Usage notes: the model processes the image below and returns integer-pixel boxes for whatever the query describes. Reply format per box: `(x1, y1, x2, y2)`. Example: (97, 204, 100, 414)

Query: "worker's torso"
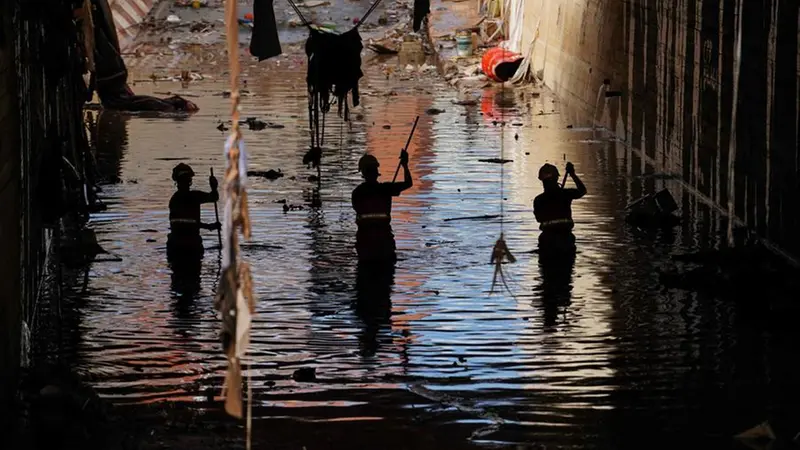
(352, 182, 395, 230)
(534, 190, 575, 232)
(169, 190, 204, 236)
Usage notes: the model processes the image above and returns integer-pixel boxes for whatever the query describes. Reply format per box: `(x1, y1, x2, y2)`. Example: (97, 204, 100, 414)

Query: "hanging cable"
(490, 30, 515, 295)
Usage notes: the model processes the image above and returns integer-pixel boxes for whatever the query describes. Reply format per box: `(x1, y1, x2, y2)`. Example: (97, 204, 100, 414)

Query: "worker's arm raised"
(566, 162, 587, 199)
(397, 149, 413, 191)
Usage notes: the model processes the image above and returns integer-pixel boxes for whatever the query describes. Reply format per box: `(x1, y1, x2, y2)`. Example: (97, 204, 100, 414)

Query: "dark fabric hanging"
(304, 26, 363, 151)
(305, 27, 363, 120)
(413, 0, 429, 32)
(249, 0, 282, 61)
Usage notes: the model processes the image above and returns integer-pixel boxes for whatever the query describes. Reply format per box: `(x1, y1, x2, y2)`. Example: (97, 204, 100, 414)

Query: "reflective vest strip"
(541, 218, 573, 227)
(170, 218, 199, 225)
(357, 213, 390, 221)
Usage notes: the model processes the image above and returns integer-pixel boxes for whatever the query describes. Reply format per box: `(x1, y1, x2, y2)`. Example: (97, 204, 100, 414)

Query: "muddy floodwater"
(60, 21, 800, 449)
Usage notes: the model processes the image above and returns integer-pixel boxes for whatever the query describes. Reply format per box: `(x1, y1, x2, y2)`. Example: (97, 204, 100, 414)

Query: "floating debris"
(478, 158, 513, 164)
(444, 214, 501, 222)
(292, 368, 317, 382)
(426, 108, 446, 115)
(247, 169, 283, 180)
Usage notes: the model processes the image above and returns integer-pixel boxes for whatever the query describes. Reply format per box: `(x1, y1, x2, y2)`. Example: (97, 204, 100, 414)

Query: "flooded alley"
(28, 0, 800, 449)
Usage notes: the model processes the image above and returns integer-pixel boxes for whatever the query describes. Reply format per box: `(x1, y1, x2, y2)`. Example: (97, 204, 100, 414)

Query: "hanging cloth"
(249, 0, 282, 61)
(413, 0, 430, 32)
(305, 26, 363, 121)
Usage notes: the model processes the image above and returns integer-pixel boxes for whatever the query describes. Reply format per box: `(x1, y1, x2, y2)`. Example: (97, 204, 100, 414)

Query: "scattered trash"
(216, 122, 228, 132)
(283, 204, 305, 212)
(174, 0, 208, 6)
(292, 368, 317, 382)
(367, 43, 398, 54)
(383, 125, 391, 129)
(452, 99, 478, 106)
(514, 133, 519, 140)
(478, 158, 513, 164)
(566, 125, 573, 128)
(245, 118, 267, 130)
(166, 14, 181, 24)
(304, 0, 331, 6)
(247, 169, 283, 180)
(426, 108, 445, 115)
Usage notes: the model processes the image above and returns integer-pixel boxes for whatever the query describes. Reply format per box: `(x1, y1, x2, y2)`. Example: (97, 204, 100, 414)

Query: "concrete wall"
(521, 0, 800, 258)
(0, 0, 21, 428)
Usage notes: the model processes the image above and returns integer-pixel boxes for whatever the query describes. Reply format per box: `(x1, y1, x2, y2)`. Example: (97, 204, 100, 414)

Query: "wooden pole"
(392, 115, 420, 183)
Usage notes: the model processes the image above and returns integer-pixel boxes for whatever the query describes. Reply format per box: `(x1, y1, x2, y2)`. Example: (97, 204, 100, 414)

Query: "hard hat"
(172, 163, 195, 181)
(538, 163, 559, 181)
(358, 154, 379, 172)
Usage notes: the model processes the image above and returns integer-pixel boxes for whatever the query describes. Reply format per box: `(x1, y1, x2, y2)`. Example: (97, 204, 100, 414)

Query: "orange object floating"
(481, 47, 524, 83)
(244, 12, 254, 20)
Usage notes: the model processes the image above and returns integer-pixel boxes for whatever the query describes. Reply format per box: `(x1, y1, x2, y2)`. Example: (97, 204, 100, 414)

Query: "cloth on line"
(305, 26, 363, 121)
(250, 0, 282, 61)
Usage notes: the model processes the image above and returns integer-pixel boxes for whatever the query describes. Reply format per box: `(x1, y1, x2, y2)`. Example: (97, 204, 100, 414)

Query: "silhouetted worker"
(351, 150, 413, 263)
(533, 162, 587, 255)
(167, 163, 220, 262)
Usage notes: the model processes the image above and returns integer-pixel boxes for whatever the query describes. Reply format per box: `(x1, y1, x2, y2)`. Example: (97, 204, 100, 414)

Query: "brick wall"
(521, 0, 800, 259)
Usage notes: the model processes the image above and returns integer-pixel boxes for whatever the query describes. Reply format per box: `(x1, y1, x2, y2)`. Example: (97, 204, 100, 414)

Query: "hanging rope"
(216, 1, 255, 448)
(490, 39, 515, 295)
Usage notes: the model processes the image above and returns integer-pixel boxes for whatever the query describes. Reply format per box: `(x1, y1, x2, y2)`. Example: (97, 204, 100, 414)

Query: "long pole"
(392, 115, 420, 183)
(211, 168, 222, 247)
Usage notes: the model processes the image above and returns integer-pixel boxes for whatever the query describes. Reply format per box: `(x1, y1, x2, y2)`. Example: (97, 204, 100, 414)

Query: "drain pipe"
(593, 78, 622, 138)
(727, 0, 743, 246)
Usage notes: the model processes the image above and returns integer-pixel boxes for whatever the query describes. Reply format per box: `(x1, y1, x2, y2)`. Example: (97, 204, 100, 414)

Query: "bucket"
(481, 47, 524, 82)
(455, 30, 473, 57)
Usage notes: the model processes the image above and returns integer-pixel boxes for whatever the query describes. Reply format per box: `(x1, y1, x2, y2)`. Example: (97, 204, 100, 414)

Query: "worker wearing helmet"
(351, 150, 413, 262)
(167, 163, 220, 261)
(533, 162, 587, 254)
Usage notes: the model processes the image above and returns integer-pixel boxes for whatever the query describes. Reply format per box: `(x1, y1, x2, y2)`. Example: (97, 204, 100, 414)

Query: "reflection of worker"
(354, 262, 394, 357)
(167, 164, 220, 261)
(351, 151, 413, 262)
(533, 162, 586, 254)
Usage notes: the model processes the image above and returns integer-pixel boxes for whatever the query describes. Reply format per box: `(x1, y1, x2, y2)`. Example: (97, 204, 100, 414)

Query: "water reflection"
(65, 44, 800, 448)
(354, 261, 395, 358)
(534, 241, 576, 330)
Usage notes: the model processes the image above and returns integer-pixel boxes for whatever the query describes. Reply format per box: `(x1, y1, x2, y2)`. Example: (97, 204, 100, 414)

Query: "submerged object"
(625, 188, 681, 228)
(481, 47, 524, 82)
